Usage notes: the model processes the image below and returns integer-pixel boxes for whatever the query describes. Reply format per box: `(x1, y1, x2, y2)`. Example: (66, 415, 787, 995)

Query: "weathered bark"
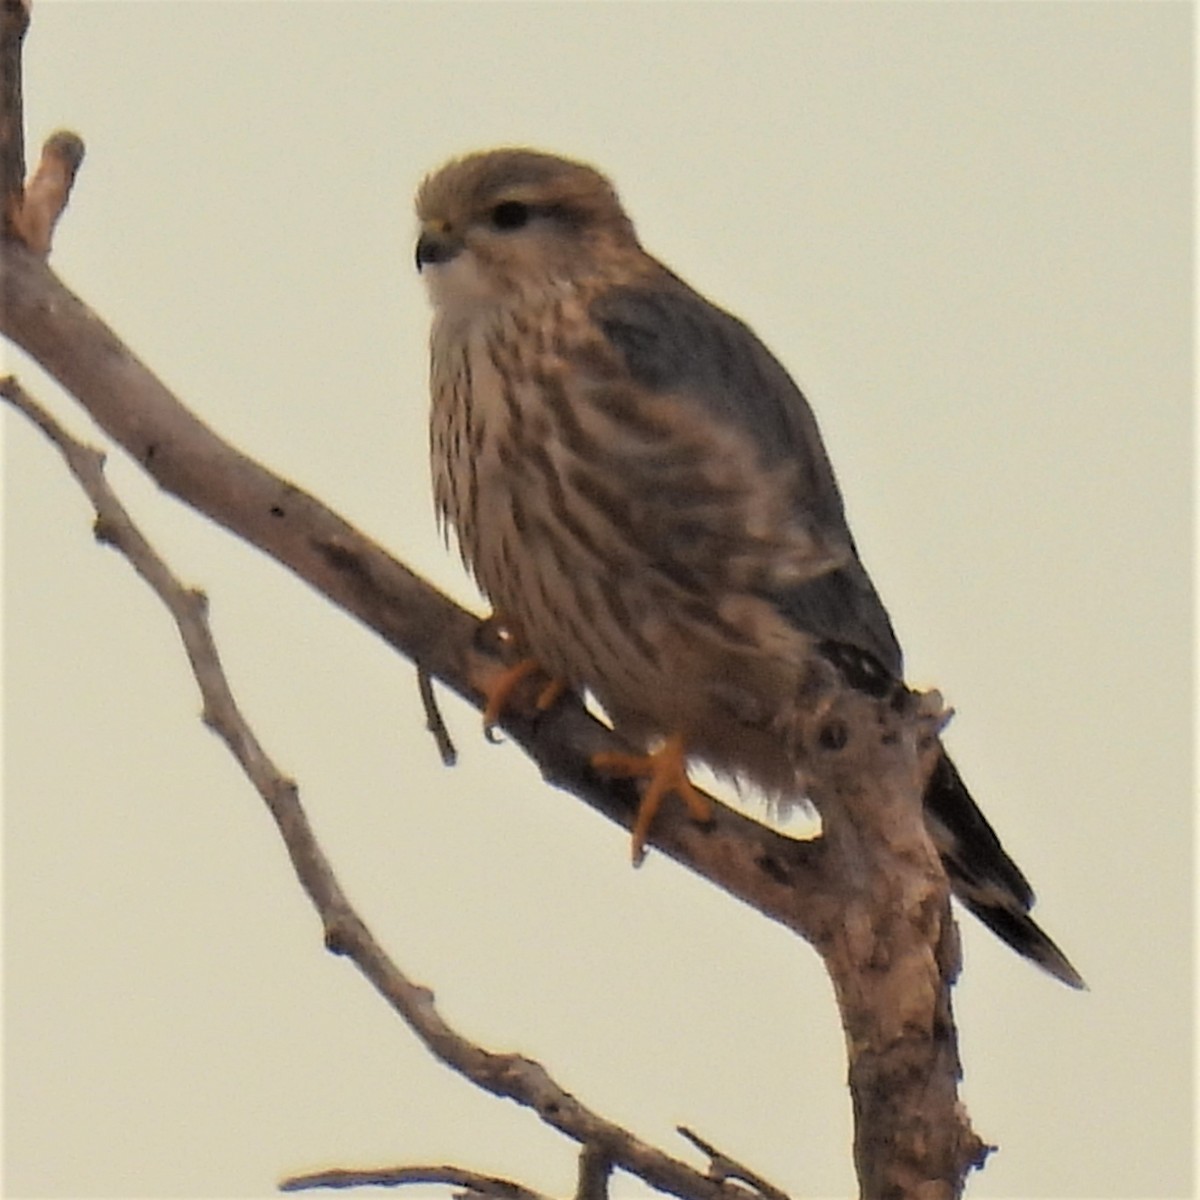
(0, 0, 29, 237)
(803, 692, 991, 1194)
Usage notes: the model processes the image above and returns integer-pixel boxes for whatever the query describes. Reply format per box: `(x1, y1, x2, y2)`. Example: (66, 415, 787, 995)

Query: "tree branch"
(417, 663, 459, 766)
(676, 1129, 789, 1200)
(1, 376, 769, 1200)
(0, 0, 29, 237)
(574, 1145, 613, 1200)
(280, 1164, 554, 1198)
(9, 127, 85, 255)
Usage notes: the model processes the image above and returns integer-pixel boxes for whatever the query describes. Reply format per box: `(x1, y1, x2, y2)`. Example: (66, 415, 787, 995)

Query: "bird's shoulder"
(578, 263, 841, 521)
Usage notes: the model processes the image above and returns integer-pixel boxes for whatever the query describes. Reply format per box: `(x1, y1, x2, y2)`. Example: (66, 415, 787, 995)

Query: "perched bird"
(415, 147, 1083, 989)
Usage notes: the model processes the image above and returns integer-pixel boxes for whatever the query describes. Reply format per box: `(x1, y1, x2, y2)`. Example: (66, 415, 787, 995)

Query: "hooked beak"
(415, 230, 462, 271)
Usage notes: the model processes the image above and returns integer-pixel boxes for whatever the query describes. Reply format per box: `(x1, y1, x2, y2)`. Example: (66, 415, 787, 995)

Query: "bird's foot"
(591, 733, 712, 865)
(480, 657, 565, 733)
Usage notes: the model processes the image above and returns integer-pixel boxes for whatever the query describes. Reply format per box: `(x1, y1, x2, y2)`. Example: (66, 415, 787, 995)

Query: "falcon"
(414, 147, 1083, 988)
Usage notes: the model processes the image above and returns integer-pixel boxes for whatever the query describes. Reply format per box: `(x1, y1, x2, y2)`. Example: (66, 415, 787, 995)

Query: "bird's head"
(415, 148, 640, 315)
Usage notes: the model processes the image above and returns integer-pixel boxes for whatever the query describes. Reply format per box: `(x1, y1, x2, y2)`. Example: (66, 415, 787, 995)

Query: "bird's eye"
(490, 200, 531, 231)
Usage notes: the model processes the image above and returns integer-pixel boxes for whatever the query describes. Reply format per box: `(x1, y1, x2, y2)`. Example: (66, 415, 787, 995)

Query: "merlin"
(415, 148, 1082, 989)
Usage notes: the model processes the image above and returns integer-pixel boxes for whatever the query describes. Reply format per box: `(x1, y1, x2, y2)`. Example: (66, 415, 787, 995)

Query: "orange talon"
(591, 733, 712, 864)
(480, 658, 565, 731)
(481, 658, 541, 730)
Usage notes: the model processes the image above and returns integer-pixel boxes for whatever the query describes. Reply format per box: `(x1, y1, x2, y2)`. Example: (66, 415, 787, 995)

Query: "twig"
(1, 0, 82, 255)
(0, 0, 30, 236)
(3, 374, 767, 1200)
(0, 376, 352, 923)
(676, 1129, 789, 1200)
(574, 1145, 612, 1200)
(280, 1164, 551, 1199)
(417, 663, 457, 765)
(10, 128, 85, 256)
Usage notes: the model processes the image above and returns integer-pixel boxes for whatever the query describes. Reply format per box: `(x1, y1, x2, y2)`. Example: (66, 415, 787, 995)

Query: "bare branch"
(417, 664, 458, 766)
(3, 373, 770, 1200)
(10, 128, 85, 255)
(0, 375, 350, 922)
(0, 0, 30, 235)
(574, 1145, 613, 1200)
(676, 1129, 789, 1200)
(280, 1164, 553, 1199)
(276, 1143, 616, 1199)
(1, 3, 83, 254)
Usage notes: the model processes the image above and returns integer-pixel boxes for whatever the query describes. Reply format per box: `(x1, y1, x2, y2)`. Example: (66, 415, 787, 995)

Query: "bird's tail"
(923, 752, 1085, 989)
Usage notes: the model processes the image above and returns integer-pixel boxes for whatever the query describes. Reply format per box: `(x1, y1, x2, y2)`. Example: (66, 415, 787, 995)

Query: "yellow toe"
(592, 734, 712, 864)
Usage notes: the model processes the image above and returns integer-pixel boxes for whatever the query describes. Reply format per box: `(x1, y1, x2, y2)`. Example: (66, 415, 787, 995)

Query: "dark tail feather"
(924, 753, 1085, 990)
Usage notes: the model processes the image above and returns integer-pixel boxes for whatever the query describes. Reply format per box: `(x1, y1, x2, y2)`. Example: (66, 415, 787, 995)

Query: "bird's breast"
(427, 299, 827, 783)
(429, 307, 642, 674)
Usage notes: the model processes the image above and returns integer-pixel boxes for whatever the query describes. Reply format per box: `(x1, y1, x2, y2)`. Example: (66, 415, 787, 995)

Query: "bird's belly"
(470, 466, 659, 698)
(468, 466, 809, 789)
(431, 327, 815, 787)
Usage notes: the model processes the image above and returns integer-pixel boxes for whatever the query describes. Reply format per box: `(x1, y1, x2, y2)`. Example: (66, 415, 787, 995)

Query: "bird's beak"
(415, 229, 463, 272)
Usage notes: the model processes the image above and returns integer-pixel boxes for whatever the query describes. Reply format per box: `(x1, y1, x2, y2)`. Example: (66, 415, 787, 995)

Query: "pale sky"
(4, 4, 1193, 1199)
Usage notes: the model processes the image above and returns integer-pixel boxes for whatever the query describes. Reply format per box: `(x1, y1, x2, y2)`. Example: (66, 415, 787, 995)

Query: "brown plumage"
(415, 147, 1083, 988)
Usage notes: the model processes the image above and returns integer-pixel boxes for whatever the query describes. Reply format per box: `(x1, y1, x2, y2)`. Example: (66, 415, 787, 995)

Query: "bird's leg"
(479, 660, 567, 730)
(591, 733, 713, 865)
(472, 617, 567, 732)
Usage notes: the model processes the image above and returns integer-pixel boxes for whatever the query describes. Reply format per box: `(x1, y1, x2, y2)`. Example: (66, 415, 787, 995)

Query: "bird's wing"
(584, 271, 1085, 989)
(587, 272, 904, 677)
